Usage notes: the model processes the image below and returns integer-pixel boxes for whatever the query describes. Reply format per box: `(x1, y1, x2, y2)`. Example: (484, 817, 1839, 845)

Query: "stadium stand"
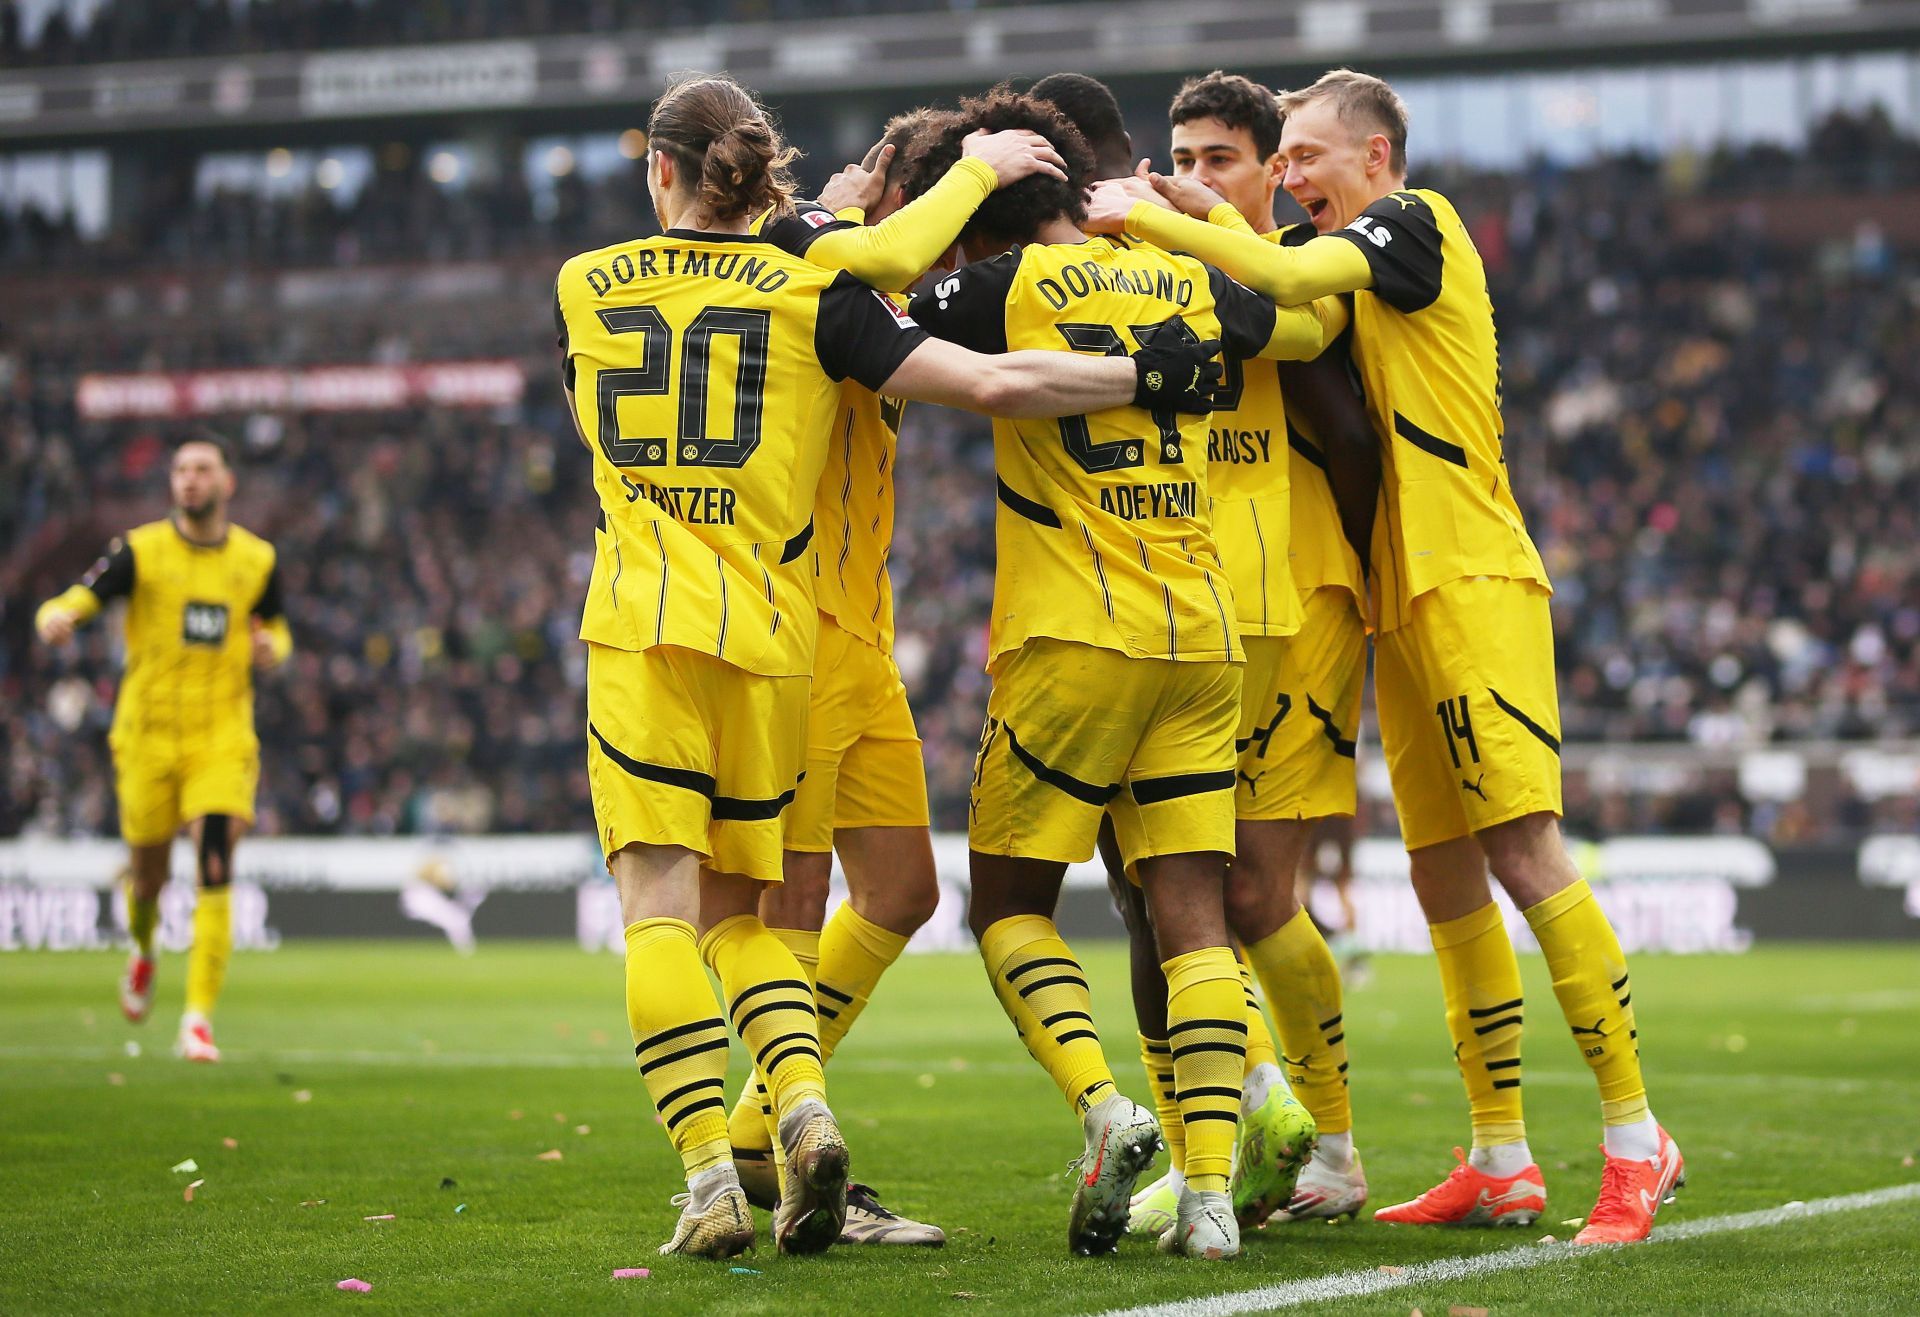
(3, 110, 1917, 844)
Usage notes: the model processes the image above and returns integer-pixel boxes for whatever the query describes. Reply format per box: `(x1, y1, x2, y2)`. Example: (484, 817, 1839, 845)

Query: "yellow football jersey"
(911, 236, 1338, 664)
(1328, 189, 1550, 630)
(67, 520, 282, 748)
(754, 202, 909, 652)
(555, 229, 927, 677)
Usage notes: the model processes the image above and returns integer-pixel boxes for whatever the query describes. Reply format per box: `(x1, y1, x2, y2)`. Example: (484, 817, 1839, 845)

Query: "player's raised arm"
(1207, 263, 1350, 363)
(767, 129, 1066, 293)
(35, 537, 134, 646)
(1090, 181, 1375, 307)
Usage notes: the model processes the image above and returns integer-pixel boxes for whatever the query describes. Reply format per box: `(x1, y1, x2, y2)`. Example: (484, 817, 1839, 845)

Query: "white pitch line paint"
(1092, 1183, 1920, 1317)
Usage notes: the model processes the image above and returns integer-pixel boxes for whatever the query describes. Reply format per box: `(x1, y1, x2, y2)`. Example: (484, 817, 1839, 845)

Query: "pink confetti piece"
(107, 1073, 126, 1086)
(588, 1029, 609, 1046)
(223, 1137, 240, 1149)
(1376, 1266, 1404, 1275)
(363, 1214, 396, 1222)
(611, 1268, 651, 1280)
(552, 1112, 567, 1123)
(574, 1125, 591, 1136)
(535, 1149, 563, 1162)
(300, 1199, 327, 1207)
(183, 1179, 205, 1202)
(336, 1279, 371, 1293)
(292, 1090, 313, 1104)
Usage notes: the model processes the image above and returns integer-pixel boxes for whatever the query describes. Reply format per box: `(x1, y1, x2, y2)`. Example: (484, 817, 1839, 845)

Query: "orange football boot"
(1572, 1126, 1685, 1245)
(1374, 1147, 1546, 1226)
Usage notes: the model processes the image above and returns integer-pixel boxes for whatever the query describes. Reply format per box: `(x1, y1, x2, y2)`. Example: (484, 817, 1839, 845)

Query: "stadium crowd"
(3, 126, 1916, 841)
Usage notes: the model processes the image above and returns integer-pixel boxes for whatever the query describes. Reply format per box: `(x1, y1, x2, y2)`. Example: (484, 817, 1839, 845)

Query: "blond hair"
(1278, 69, 1409, 176)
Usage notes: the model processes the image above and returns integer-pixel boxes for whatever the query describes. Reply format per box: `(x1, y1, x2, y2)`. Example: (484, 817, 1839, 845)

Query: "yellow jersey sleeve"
(1125, 201, 1375, 306)
(37, 535, 130, 629)
(754, 156, 996, 293)
(912, 239, 1241, 665)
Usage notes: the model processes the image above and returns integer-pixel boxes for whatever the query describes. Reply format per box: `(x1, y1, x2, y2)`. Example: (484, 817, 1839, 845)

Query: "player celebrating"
(902, 87, 1348, 1260)
(723, 114, 1070, 1247)
(1088, 68, 1683, 1244)
(35, 434, 291, 1063)
(555, 73, 1219, 1261)
(1034, 70, 1369, 1235)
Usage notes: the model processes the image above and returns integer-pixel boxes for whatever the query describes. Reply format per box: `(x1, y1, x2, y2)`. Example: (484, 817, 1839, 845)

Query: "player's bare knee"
(1224, 865, 1299, 946)
(1479, 811, 1579, 908)
(196, 815, 233, 889)
(1407, 836, 1495, 922)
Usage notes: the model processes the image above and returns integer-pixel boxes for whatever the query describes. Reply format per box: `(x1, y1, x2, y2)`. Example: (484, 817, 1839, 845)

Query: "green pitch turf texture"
(3, 942, 1917, 1314)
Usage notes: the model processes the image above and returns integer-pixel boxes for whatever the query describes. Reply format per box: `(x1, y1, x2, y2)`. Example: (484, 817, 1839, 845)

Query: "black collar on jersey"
(663, 228, 767, 244)
(170, 516, 229, 549)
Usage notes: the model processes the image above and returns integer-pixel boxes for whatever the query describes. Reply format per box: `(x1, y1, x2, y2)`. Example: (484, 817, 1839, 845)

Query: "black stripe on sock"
(1016, 973, 1089, 998)
(734, 998, 815, 1034)
(654, 1076, 726, 1112)
(1042, 1010, 1093, 1028)
(1473, 1015, 1524, 1035)
(663, 1097, 727, 1130)
(635, 1017, 726, 1056)
(1618, 993, 1632, 1007)
(1336, 1061, 1350, 1073)
(731, 979, 815, 1014)
(1319, 1014, 1343, 1030)
(1129, 768, 1235, 806)
(817, 982, 855, 1005)
(1325, 1032, 1345, 1046)
(1168, 1017, 1250, 1036)
(818, 1006, 840, 1021)
(755, 1030, 817, 1067)
(1611, 973, 1629, 991)
(1175, 1086, 1242, 1101)
(1486, 1058, 1523, 1070)
(1489, 687, 1561, 755)
(1468, 999, 1523, 1018)
(1172, 1040, 1248, 1060)
(1491, 1078, 1523, 1090)
(1056, 1029, 1100, 1046)
(1182, 1110, 1240, 1123)
(639, 1036, 730, 1075)
(765, 1044, 821, 1075)
(1006, 956, 1080, 982)
(1142, 1040, 1171, 1055)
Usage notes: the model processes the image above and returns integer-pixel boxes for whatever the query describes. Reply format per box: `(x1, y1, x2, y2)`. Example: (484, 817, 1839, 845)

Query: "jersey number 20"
(594, 304, 770, 469)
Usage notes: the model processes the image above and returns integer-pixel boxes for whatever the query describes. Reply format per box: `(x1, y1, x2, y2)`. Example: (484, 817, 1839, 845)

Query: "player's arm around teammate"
(35, 435, 289, 1063)
(558, 73, 1219, 1265)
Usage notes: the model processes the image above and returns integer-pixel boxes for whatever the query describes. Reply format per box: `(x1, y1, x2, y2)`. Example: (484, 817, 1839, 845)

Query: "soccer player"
(901, 87, 1348, 1260)
(1087, 68, 1684, 1244)
(554, 73, 1219, 1261)
(34, 434, 291, 1063)
(722, 115, 1069, 1247)
(1035, 70, 1368, 1234)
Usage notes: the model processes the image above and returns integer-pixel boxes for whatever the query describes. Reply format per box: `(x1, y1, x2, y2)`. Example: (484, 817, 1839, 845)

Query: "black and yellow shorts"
(970, 638, 1240, 871)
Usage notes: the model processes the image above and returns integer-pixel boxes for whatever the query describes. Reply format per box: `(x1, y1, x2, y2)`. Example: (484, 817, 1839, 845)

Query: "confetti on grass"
(611, 1268, 651, 1279)
(336, 1279, 371, 1293)
(107, 1073, 126, 1086)
(300, 1200, 327, 1207)
(183, 1179, 205, 1202)
(535, 1149, 563, 1162)
(729, 1267, 761, 1276)
(363, 1214, 396, 1222)
(223, 1138, 240, 1149)
(171, 1159, 199, 1174)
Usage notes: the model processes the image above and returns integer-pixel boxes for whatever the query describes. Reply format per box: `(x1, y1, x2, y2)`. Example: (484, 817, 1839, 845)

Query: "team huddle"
(38, 62, 1684, 1268)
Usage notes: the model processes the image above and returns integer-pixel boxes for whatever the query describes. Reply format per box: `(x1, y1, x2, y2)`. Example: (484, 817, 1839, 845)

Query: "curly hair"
(648, 73, 801, 222)
(1170, 70, 1285, 160)
(897, 85, 1093, 246)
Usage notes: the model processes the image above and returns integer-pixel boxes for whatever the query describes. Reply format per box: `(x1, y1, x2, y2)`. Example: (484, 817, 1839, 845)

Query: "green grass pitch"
(3, 941, 1917, 1313)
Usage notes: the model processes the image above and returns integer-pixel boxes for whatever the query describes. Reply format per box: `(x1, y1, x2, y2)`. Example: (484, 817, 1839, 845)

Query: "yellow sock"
(701, 915, 826, 1116)
(125, 878, 158, 959)
(1523, 880, 1649, 1126)
(1430, 901, 1527, 1147)
(979, 914, 1116, 1116)
(1139, 1033, 1184, 1176)
(183, 886, 231, 1018)
(744, 927, 820, 1187)
(624, 918, 732, 1178)
(1245, 908, 1353, 1135)
(815, 903, 910, 1061)
(1237, 955, 1280, 1073)
(1163, 947, 1245, 1194)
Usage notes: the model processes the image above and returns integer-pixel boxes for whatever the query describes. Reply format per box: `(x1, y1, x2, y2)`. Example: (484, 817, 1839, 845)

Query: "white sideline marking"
(1092, 1183, 1920, 1317)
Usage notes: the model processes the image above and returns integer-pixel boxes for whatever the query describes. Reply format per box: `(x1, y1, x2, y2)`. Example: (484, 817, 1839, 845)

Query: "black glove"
(1131, 336, 1223, 414)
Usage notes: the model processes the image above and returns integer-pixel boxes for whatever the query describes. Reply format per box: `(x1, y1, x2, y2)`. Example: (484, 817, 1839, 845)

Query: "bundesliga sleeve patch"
(802, 209, 836, 229)
(873, 291, 916, 330)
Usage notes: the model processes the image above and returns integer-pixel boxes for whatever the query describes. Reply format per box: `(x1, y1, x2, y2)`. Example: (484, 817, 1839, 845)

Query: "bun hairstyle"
(648, 73, 800, 222)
